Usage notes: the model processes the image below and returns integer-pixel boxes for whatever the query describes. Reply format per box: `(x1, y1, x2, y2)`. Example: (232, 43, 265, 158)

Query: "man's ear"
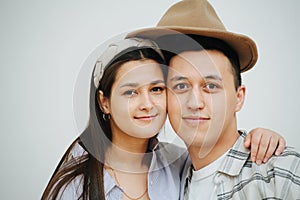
(98, 90, 110, 114)
(235, 85, 246, 112)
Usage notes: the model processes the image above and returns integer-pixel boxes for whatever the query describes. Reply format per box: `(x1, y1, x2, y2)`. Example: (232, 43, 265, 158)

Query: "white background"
(1, 0, 299, 199)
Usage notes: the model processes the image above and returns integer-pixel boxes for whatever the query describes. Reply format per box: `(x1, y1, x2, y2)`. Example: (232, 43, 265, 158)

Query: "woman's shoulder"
(158, 142, 187, 154)
(57, 137, 88, 168)
(66, 139, 88, 160)
(156, 142, 189, 165)
(57, 174, 84, 199)
(52, 139, 87, 199)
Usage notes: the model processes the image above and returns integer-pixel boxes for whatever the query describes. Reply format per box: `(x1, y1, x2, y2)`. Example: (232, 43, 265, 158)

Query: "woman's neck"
(105, 143, 151, 200)
(113, 134, 149, 153)
(105, 138, 150, 173)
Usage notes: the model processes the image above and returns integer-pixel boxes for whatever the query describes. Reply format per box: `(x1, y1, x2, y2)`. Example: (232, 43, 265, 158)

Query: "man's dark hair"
(156, 34, 242, 89)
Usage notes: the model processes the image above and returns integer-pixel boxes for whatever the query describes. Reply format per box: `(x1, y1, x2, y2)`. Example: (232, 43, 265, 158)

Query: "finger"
(275, 137, 286, 156)
(255, 134, 271, 165)
(263, 136, 278, 163)
(244, 133, 251, 148)
(249, 132, 262, 163)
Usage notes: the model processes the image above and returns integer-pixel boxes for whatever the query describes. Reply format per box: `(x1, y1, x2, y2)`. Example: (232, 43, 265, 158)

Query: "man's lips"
(182, 116, 210, 125)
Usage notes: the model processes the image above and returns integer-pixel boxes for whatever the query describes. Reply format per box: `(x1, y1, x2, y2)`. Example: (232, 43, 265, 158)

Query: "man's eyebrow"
(120, 80, 165, 88)
(204, 75, 222, 81)
(169, 76, 188, 82)
(169, 75, 222, 81)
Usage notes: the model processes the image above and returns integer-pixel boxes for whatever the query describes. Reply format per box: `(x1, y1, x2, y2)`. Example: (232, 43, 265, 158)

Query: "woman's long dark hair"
(41, 46, 166, 200)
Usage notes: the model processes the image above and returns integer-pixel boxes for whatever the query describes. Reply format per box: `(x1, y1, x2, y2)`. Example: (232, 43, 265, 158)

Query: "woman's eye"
(123, 90, 137, 96)
(151, 86, 165, 93)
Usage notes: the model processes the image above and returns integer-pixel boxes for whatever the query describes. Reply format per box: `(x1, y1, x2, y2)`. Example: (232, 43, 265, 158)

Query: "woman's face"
(101, 59, 167, 141)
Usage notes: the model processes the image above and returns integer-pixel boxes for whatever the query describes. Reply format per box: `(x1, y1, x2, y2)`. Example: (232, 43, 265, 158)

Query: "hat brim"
(127, 26, 258, 72)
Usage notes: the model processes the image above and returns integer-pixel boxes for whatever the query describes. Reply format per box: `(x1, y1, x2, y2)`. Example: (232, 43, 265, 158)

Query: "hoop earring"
(103, 113, 111, 121)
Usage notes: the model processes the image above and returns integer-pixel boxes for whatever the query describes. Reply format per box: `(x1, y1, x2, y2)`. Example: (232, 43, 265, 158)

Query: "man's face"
(167, 50, 245, 150)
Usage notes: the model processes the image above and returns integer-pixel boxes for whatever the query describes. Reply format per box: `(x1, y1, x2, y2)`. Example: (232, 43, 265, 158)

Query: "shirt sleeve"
(272, 146, 300, 199)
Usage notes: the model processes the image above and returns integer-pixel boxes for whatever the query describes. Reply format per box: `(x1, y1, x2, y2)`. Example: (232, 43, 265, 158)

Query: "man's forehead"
(169, 52, 222, 75)
(168, 50, 229, 75)
(171, 51, 217, 67)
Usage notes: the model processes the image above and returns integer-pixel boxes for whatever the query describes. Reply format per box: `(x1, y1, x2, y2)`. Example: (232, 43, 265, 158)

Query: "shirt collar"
(147, 137, 159, 151)
(218, 131, 251, 176)
(103, 169, 118, 194)
(184, 131, 250, 180)
(103, 137, 160, 196)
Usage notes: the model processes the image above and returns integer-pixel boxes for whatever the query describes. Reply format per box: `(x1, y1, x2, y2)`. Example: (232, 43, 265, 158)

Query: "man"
(167, 34, 300, 199)
(127, 0, 286, 166)
(128, 0, 300, 199)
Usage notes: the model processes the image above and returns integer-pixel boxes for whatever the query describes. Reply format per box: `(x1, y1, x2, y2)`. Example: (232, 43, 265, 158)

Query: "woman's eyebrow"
(120, 79, 165, 88)
(150, 80, 165, 85)
(120, 83, 138, 88)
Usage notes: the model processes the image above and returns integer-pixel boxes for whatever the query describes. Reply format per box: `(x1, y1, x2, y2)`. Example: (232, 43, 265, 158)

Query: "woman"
(42, 37, 285, 200)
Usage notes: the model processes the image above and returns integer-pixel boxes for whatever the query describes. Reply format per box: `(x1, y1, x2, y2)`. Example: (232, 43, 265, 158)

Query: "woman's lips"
(134, 114, 158, 121)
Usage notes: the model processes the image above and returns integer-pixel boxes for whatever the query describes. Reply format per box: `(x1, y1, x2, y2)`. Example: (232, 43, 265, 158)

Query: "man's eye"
(204, 83, 221, 92)
(174, 83, 188, 90)
(206, 83, 217, 89)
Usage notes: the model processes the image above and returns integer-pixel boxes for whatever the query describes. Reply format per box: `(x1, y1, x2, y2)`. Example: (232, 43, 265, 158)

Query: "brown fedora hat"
(127, 0, 258, 72)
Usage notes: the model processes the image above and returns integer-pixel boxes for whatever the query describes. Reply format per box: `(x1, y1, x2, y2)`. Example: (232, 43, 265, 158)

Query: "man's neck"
(188, 130, 240, 170)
